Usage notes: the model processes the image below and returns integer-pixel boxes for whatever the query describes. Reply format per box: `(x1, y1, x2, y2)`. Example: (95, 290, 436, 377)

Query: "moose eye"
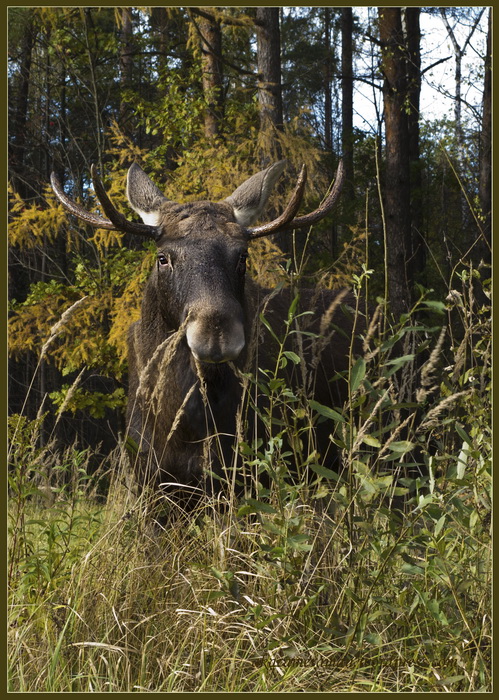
(237, 253, 248, 275)
(158, 253, 170, 267)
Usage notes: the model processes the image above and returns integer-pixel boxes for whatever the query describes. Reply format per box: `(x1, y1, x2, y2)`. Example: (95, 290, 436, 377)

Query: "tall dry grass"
(8, 257, 491, 691)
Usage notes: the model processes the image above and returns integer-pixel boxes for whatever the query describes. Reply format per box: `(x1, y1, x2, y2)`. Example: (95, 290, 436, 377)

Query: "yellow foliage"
(108, 298, 141, 364)
(160, 121, 331, 222)
(249, 238, 289, 289)
(9, 288, 128, 376)
(318, 227, 368, 290)
(106, 120, 148, 169)
(186, 11, 202, 58)
(108, 252, 153, 362)
(271, 119, 326, 199)
(8, 176, 130, 254)
(8, 184, 70, 250)
(9, 289, 77, 358)
(89, 228, 125, 255)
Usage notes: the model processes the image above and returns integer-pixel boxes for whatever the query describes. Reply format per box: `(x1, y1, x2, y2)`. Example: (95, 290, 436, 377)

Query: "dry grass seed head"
(417, 326, 447, 403)
(397, 332, 419, 405)
(349, 387, 391, 454)
(363, 303, 383, 358)
(451, 331, 469, 384)
(53, 367, 86, 427)
(388, 382, 402, 425)
(421, 325, 446, 388)
(377, 411, 417, 459)
(138, 318, 189, 408)
(40, 295, 89, 358)
(419, 390, 470, 430)
(163, 383, 199, 447)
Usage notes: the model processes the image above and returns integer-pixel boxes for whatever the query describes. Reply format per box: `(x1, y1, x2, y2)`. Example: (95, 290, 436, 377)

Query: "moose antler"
(248, 159, 345, 238)
(50, 168, 158, 239)
(286, 159, 345, 231)
(246, 164, 307, 240)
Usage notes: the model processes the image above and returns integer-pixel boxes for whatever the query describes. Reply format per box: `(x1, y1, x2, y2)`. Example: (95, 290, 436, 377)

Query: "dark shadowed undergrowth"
(8, 266, 490, 692)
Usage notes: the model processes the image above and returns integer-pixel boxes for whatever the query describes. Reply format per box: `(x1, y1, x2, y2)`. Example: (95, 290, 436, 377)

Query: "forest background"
(8, 5, 490, 445)
(7, 5, 491, 692)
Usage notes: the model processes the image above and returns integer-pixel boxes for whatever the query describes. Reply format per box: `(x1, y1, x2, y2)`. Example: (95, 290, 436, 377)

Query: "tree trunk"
(341, 7, 354, 214)
(151, 7, 168, 75)
(324, 7, 333, 153)
(378, 7, 412, 319)
(199, 13, 224, 139)
(256, 6, 283, 156)
(118, 7, 134, 133)
(405, 7, 424, 279)
(478, 8, 491, 265)
(9, 10, 35, 197)
(441, 8, 464, 165)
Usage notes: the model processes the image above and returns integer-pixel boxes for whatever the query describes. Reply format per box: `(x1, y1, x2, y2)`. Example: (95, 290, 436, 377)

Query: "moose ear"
(224, 160, 287, 227)
(126, 163, 168, 226)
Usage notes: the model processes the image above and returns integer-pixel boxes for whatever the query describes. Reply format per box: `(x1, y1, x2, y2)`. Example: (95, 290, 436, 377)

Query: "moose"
(51, 159, 361, 507)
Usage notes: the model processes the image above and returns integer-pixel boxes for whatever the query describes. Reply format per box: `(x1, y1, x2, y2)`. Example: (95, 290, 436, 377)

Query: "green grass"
(7, 466, 491, 691)
(8, 269, 491, 692)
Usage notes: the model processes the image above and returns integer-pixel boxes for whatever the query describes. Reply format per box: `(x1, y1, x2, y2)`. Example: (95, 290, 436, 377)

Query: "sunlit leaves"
(8, 185, 72, 250)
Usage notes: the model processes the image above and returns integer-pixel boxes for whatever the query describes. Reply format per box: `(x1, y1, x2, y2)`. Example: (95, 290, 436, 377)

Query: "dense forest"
(8, 6, 491, 692)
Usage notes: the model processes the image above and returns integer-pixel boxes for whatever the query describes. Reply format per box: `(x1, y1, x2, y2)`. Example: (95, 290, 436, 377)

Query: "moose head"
(51, 160, 344, 366)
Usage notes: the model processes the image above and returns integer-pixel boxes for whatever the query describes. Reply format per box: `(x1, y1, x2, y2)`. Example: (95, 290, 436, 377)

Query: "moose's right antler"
(50, 168, 158, 239)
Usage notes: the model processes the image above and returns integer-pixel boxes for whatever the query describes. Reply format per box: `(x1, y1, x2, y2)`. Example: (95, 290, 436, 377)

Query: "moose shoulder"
(51, 160, 362, 504)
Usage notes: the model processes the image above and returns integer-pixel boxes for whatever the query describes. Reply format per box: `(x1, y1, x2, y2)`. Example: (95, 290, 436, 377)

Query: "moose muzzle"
(185, 306, 246, 364)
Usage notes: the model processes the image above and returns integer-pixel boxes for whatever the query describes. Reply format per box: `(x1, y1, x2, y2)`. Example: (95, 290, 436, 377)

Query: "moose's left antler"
(247, 159, 345, 239)
(246, 164, 307, 239)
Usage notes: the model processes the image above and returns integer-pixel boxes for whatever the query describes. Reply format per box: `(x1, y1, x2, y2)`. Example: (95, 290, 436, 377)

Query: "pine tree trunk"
(199, 14, 224, 139)
(341, 7, 354, 202)
(478, 8, 491, 265)
(256, 7, 283, 151)
(119, 7, 134, 133)
(378, 7, 412, 319)
(405, 7, 424, 279)
(9, 11, 35, 196)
